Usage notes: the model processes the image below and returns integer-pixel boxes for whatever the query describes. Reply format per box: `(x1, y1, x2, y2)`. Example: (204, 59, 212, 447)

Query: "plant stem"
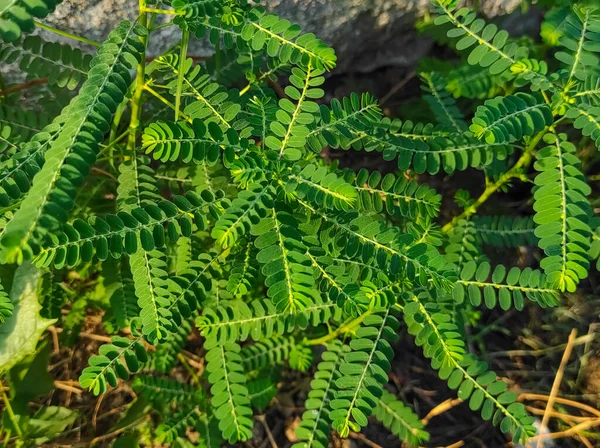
(441, 129, 547, 233)
(34, 20, 101, 46)
(142, 7, 179, 15)
(127, 5, 150, 151)
(174, 30, 190, 121)
(1, 382, 22, 437)
(144, 84, 190, 122)
(307, 309, 373, 346)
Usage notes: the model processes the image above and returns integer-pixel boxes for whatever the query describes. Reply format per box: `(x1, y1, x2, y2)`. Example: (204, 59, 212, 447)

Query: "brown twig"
(422, 398, 463, 425)
(90, 417, 148, 446)
(256, 415, 278, 448)
(54, 380, 82, 395)
(0, 78, 48, 96)
(379, 70, 416, 107)
(519, 393, 600, 418)
(528, 418, 600, 443)
(537, 329, 577, 448)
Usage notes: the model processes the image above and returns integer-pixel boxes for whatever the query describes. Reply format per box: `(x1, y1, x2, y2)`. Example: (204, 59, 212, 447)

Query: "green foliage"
(374, 390, 429, 447)
(470, 93, 553, 143)
(533, 132, 592, 291)
(3, 0, 600, 446)
(329, 308, 400, 437)
(0, 0, 62, 41)
(205, 342, 253, 443)
(0, 35, 92, 89)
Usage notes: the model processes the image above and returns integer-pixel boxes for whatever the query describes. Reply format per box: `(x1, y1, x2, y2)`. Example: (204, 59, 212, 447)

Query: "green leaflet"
(193, 7, 337, 71)
(470, 92, 553, 144)
(205, 342, 253, 443)
(0, 35, 92, 89)
(402, 292, 536, 444)
(0, 0, 62, 41)
(292, 341, 348, 448)
(0, 21, 146, 262)
(453, 260, 561, 310)
(329, 307, 400, 437)
(374, 390, 429, 447)
(533, 132, 592, 292)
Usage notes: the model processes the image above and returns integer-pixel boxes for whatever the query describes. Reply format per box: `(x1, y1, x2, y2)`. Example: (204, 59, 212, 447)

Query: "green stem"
(174, 30, 190, 121)
(127, 6, 150, 151)
(442, 130, 548, 233)
(142, 7, 179, 15)
(34, 20, 100, 46)
(144, 84, 190, 122)
(1, 383, 22, 437)
(307, 309, 373, 346)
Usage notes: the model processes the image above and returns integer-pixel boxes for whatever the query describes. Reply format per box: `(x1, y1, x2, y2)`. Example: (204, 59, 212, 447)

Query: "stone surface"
(37, 0, 524, 74)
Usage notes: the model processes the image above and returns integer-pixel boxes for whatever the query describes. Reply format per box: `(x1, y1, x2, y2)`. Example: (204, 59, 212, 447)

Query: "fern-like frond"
(0, 35, 92, 89)
(329, 307, 400, 437)
(293, 341, 348, 448)
(357, 127, 513, 175)
(79, 335, 148, 395)
(264, 64, 325, 161)
(242, 335, 297, 372)
(132, 375, 197, 404)
(573, 75, 600, 105)
(533, 132, 592, 292)
(313, 209, 453, 292)
(445, 218, 481, 271)
(446, 64, 504, 99)
(212, 184, 274, 249)
(348, 168, 441, 220)
(453, 260, 560, 309)
(472, 215, 538, 247)
(252, 209, 317, 313)
(0, 0, 62, 41)
(150, 315, 194, 374)
(402, 293, 536, 443)
(34, 191, 216, 268)
(566, 103, 600, 149)
(142, 118, 249, 163)
(0, 121, 61, 208)
(198, 297, 340, 347)
(148, 54, 246, 131)
(555, 6, 600, 84)
(420, 71, 467, 131)
(470, 93, 553, 144)
(225, 242, 257, 298)
(0, 280, 13, 324)
(156, 402, 205, 443)
(195, 7, 337, 71)
(305, 92, 382, 153)
(374, 390, 429, 447)
(431, 0, 551, 90)
(285, 164, 357, 211)
(0, 21, 145, 262)
(205, 342, 253, 443)
(103, 257, 138, 331)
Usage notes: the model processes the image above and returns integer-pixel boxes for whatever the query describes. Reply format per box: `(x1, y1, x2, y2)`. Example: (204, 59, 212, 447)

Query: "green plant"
(0, 0, 599, 446)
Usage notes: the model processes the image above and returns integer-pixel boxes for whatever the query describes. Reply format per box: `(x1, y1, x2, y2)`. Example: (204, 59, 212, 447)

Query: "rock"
(38, 0, 523, 73)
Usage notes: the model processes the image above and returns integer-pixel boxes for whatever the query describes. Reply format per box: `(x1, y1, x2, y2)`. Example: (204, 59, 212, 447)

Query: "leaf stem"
(442, 129, 547, 233)
(142, 7, 179, 15)
(34, 20, 100, 47)
(174, 30, 190, 121)
(307, 309, 373, 346)
(127, 6, 150, 150)
(1, 382, 22, 437)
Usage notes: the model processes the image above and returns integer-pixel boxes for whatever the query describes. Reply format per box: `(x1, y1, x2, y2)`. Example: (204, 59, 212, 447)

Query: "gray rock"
(38, 0, 522, 73)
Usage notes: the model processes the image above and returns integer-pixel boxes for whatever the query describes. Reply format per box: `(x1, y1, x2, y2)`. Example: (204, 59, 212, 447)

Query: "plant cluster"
(0, 0, 599, 446)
